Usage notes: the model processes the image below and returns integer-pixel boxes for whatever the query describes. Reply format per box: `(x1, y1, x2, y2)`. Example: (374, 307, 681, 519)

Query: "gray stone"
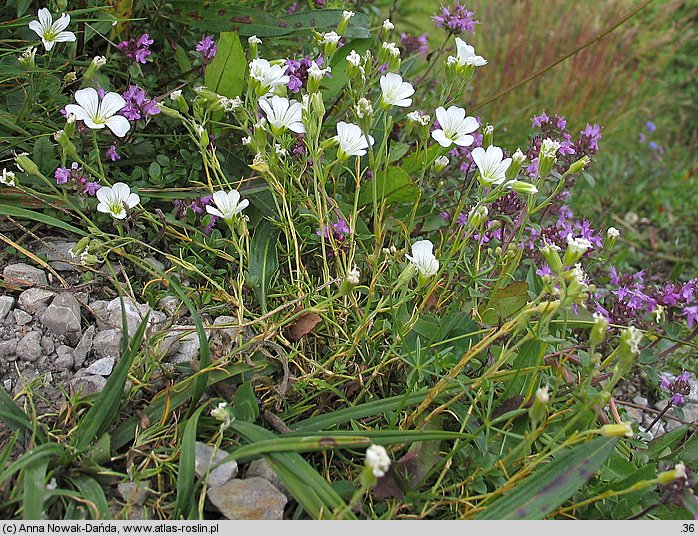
(144, 257, 165, 273)
(0, 339, 18, 360)
(70, 375, 107, 396)
(89, 300, 110, 329)
(13, 310, 32, 327)
(41, 293, 81, 345)
(3, 263, 48, 287)
(92, 329, 122, 359)
(40, 335, 54, 355)
(158, 296, 180, 316)
(18, 288, 56, 314)
(632, 396, 648, 406)
(206, 477, 287, 520)
(246, 459, 287, 496)
(0, 296, 15, 321)
(161, 328, 201, 364)
(194, 442, 238, 487)
(118, 481, 150, 506)
(106, 297, 151, 336)
(16, 331, 42, 361)
(665, 420, 682, 432)
(626, 406, 643, 424)
(33, 240, 78, 272)
(54, 351, 73, 371)
(3, 379, 11, 391)
(73, 325, 95, 368)
(86, 357, 115, 376)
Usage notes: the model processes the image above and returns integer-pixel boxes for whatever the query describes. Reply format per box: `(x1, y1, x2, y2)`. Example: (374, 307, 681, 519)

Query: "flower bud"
(433, 156, 449, 172)
(248, 35, 262, 58)
(339, 266, 360, 296)
(599, 423, 633, 438)
(540, 242, 563, 274)
(604, 227, 620, 252)
(508, 180, 538, 195)
(529, 386, 550, 424)
(538, 138, 560, 178)
(83, 56, 106, 83)
(562, 234, 592, 266)
(483, 124, 494, 148)
(590, 312, 608, 347)
(467, 205, 488, 228)
(568, 155, 591, 175)
(337, 10, 354, 35)
(15, 153, 40, 177)
(157, 105, 184, 119)
(505, 149, 526, 180)
(355, 98, 373, 131)
(657, 462, 687, 485)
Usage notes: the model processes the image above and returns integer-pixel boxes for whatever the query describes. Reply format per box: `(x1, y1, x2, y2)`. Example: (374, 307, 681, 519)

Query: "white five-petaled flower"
(248, 35, 262, 45)
(342, 10, 355, 21)
(540, 138, 561, 158)
(319, 31, 341, 45)
(249, 58, 289, 94)
(259, 95, 305, 135)
(381, 42, 400, 58)
(307, 62, 331, 79)
(431, 106, 479, 148)
(96, 183, 140, 219)
(450, 37, 487, 67)
(471, 145, 512, 185)
(365, 445, 391, 478)
(29, 8, 76, 51)
(380, 73, 414, 108)
(406, 239, 439, 278)
(347, 50, 361, 66)
(64, 88, 130, 137)
(1, 169, 16, 187)
(407, 110, 431, 125)
(206, 189, 249, 224)
(18, 46, 37, 66)
(335, 122, 374, 159)
(383, 19, 395, 31)
(607, 227, 620, 238)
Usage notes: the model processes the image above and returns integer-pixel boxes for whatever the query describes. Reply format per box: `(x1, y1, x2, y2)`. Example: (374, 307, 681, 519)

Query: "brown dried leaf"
(286, 311, 322, 341)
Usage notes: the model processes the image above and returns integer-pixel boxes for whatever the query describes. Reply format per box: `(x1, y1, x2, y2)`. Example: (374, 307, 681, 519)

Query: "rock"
(3, 379, 11, 391)
(40, 335, 55, 355)
(73, 326, 95, 368)
(158, 296, 180, 316)
(41, 293, 82, 345)
(93, 329, 122, 359)
(3, 263, 48, 287)
(33, 240, 78, 272)
(194, 442, 238, 487)
(0, 339, 18, 360)
(89, 300, 110, 329)
(246, 459, 287, 496)
(144, 257, 165, 273)
(0, 296, 15, 321)
(18, 288, 56, 314)
(632, 396, 648, 407)
(70, 375, 107, 396)
(665, 420, 682, 432)
(54, 347, 74, 370)
(161, 328, 201, 364)
(86, 357, 115, 376)
(16, 331, 42, 361)
(13, 310, 32, 327)
(118, 481, 150, 506)
(206, 477, 287, 520)
(106, 297, 152, 336)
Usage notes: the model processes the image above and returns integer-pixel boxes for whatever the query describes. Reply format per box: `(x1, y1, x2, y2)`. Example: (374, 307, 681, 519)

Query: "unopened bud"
(506, 149, 526, 180)
(568, 156, 591, 175)
(15, 153, 40, 177)
(540, 242, 563, 274)
(599, 423, 633, 438)
(483, 125, 494, 148)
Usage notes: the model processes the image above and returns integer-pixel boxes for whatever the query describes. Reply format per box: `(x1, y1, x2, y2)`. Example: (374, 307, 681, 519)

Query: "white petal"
(212, 191, 231, 214)
(105, 115, 131, 138)
(258, 97, 273, 117)
(431, 130, 452, 148)
(96, 187, 113, 204)
(112, 208, 127, 219)
(38, 8, 52, 30)
(125, 193, 140, 208)
(288, 121, 306, 134)
(100, 92, 126, 118)
(206, 205, 223, 218)
(82, 117, 105, 130)
(487, 145, 504, 162)
(471, 147, 486, 170)
(228, 190, 240, 207)
(53, 31, 76, 43)
(235, 199, 250, 213)
(453, 134, 474, 147)
(28, 20, 44, 38)
(74, 88, 100, 119)
(96, 201, 111, 214)
(111, 182, 131, 200)
(51, 13, 71, 33)
(64, 104, 88, 122)
(42, 38, 55, 51)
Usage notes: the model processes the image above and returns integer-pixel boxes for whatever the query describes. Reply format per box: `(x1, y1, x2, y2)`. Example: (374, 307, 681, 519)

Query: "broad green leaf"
(247, 220, 279, 311)
(22, 459, 47, 520)
(476, 436, 619, 519)
(0, 443, 64, 484)
(72, 476, 112, 519)
(205, 32, 246, 99)
(33, 136, 57, 178)
(233, 381, 260, 422)
(0, 205, 86, 236)
(174, 43, 193, 73)
(358, 166, 420, 206)
(481, 281, 529, 324)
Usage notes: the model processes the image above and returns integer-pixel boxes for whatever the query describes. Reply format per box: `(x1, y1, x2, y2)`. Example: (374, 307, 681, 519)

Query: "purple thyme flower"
(400, 33, 429, 56)
(118, 33, 153, 64)
(54, 167, 71, 184)
(433, 2, 479, 35)
(196, 35, 217, 64)
(579, 123, 602, 153)
(106, 144, 121, 162)
(120, 85, 160, 122)
(660, 371, 692, 406)
(645, 121, 657, 133)
(685, 305, 698, 328)
(84, 182, 101, 196)
(285, 56, 329, 93)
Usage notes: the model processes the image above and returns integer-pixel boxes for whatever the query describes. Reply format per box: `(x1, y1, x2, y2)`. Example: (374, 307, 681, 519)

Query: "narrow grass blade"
(0, 388, 45, 442)
(224, 435, 371, 462)
(0, 205, 86, 236)
(22, 459, 47, 520)
(174, 404, 208, 519)
(0, 443, 64, 484)
(75, 313, 149, 452)
(72, 476, 112, 520)
(476, 436, 619, 519)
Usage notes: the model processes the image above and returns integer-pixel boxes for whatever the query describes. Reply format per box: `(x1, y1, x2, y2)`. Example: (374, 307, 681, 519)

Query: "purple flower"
(685, 305, 698, 328)
(204, 215, 219, 234)
(400, 33, 429, 56)
(536, 264, 552, 277)
(284, 56, 328, 93)
(54, 167, 71, 184)
(660, 371, 692, 407)
(579, 123, 602, 153)
(118, 33, 153, 64)
(531, 111, 549, 128)
(84, 182, 101, 196)
(433, 2, 479, 34)
(645, 121, 657, 133)
(120, 85, 160, 122)
(196, 35, 217, 64)
(105, 144, 121, 162)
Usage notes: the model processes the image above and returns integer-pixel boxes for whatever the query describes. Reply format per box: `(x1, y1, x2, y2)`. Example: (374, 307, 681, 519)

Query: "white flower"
(92, 56, 107, 66)
(654, 304, 665, 323)
(382, 42, 400, 58)
(320, 32, 341, 45)
(380, 73, 414, 107)
(1, 169, 16, 187)
(512, 148, 526, 164)
(365, 445, 391, 478)
(259, 96, 305, 135)
(471, 146, 512, 184)
(625, 326, 643, 354)
(29, 8, 76, 51)
(219, 96, 242, 112)
(18, 46, 37, 66)
(308, 62, 331, 79)
(406, 240, 439, 278)
(347, 266, 360, 286)
(211, 402, 231, 428)
(249, 58, 289, 94)
(169, 90, 182, 100)
(536, 386, 549, 404)
(274, 144, 288, 157)
(347, 50, 361, 66)
(96, 182, 140, 219)
(541, 138, 561, 158)
(451, 37, 487, 67)
(248, 35, 262, 45)
(206, 189, 249, 223)
(434, 156, 449, 167)
(566, 234, 593, 257)
(193, 85, 206, 93)
(53, 129, 64, 141)
(195, 123, 205, 138)
(335, 122, 374, 159)
(407, 110, 431, 125)
(383, 19, 395, 31)
(355, 98, 373, 119)
(64, 88, 130, 138)
(242, 136, 252, 146)
(431, 106, 479, 147)
(607, 227, 620, 238)
(342, 11, 355, 21)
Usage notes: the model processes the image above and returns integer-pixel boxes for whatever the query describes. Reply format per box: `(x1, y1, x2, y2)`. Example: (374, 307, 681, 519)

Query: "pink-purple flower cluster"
(105, 144, 121, 162)
(54, 162, 100, 195)
(433, 2, 479, 35)
(196, 35, 217, 65)
(400, 33, 429, 56)
(120, 85, 160, 121)
(173, 195, 220, 234)
(317, 218, 351, 255)
(285, 56, 329, 93)
(118, 34, 153, 64)
(660, 371, 692, 406)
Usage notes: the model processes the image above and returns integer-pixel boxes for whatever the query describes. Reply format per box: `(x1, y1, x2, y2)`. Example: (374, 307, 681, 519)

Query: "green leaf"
(72, 476, 112, 519)
(481, 281, 529, 324)
(205, 32, 246, 99)
(247, 220, 279, 311)
(0, 386, 43, 442)
(33, 136, 57, 178)
(0, 205, 86, 236)
(358, 166, 420, 206)
(476, 436, 619, 519)
(174, 44, 193, 73)
(233, 381, 259, 422)
(175, 404, 208, 519)
(22, 458, 47, 520)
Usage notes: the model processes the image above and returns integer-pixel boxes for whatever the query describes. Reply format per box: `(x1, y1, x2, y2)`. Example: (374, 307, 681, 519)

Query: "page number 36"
(683, 524, 695, 532)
